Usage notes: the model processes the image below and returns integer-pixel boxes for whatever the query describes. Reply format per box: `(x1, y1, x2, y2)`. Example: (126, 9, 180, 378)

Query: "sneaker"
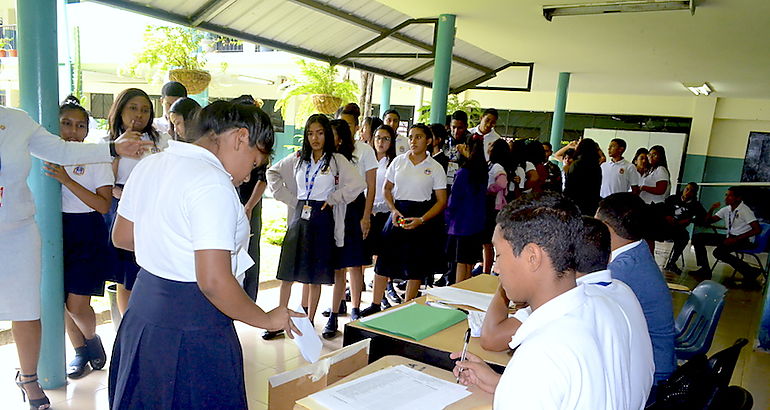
(345, 288, 351, 302)
(322, 314, 338, 339)
(386, 282, 402, 304)
(395, 280, 407, 291)
(262, 329, 284, 340)
(360, 303, 381, 317)
(350, 307, 361, 321)
(85, 334, 107, 370)
(380, 298, 392, 309)
(471, 265, 484, 276)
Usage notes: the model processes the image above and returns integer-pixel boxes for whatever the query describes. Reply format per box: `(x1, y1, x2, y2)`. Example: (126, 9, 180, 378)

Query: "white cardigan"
(267, 151, 365, 247)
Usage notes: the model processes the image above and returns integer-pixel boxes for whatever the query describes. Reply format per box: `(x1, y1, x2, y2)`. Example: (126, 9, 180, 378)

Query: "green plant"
(275, 59, 359, 123)
(124, 25, 207, 80)
(417, 95, 484, 125)
(283, 133, 304, 152)
(0, 38, 11, 49)
(261, 215, 288, 246)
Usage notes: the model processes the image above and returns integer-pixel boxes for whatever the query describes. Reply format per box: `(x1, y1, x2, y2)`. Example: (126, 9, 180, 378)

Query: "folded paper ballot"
(423, 287, 495, 311)
(291, 305, 323, 363)
(307, 365, 471, 410)
(359, 303, 467, 341)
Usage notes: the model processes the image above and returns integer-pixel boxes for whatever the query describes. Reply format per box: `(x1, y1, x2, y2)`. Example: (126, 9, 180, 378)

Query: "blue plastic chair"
(674, 280, 728, 361)
(733, 222, 770, 278)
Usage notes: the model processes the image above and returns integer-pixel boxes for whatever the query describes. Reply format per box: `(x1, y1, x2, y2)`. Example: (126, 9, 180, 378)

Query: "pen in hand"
(456, 328, 471, 383)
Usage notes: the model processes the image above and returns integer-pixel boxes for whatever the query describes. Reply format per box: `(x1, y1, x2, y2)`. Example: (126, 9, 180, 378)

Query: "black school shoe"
(322, 300, 347, 317)
(386, 282, 402, 304)
(262, 329, 284, 340)
(85, 335, 107, 370)
(322, 314, 338, 339)
(359, 303, 381, 317)
(67, 346, 90, 379)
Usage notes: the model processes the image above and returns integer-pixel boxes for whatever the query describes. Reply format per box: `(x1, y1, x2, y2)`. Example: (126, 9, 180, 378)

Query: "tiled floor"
(1, 245, 769, 409)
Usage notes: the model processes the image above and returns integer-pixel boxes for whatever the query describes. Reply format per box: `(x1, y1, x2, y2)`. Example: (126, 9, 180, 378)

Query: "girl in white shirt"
(104, 88, 171, 315)
(265, 115, 365, 339)
(362, 124, 448, 314)
(639, 145, 671, 204)
(108, 101, 299, 408)
(43, 97, 111, 380)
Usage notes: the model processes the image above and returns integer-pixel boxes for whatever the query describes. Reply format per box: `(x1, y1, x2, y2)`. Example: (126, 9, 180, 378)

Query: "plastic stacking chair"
(733, 222, 770, 278)
(674, 280, 728, 361)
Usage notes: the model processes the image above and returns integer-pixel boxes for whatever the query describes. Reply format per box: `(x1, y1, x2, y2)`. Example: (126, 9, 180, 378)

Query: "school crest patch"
(619, 168, 625, 174)
(73, 166, 86, 176)
(424, 168, 432, 176)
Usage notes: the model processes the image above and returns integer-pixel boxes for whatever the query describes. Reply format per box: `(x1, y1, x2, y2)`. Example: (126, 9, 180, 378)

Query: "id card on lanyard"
(301, 159, 325, 220)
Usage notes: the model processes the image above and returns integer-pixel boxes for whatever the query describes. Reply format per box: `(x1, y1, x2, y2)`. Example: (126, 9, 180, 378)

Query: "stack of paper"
(308, 365, 471, 410)
(359, 303, 466, 341)
(423, 287, 495, 311)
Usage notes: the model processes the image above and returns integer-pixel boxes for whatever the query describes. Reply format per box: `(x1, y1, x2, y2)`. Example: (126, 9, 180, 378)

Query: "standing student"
(468, 108, 501, 161)
(561, 147, 576, 191)
(452, 192, 634, 409)
(540, 142, 562, 192)
(43, 97, 111, 380)
(600, 138, 640, 197)
(482, 139, 510, 274)
(633, 148, 651, 185)
(152, 81, 187, 135)
(639, 145, 670, 204)
(509, 139, 537, 198)
(429, 123, 449, 173)
(362, 124, 448, 315)
(597, 193, 676, 390)
(523, 140, 547, 194)
(564, 138, 602, 216)
(167, 97, 201, 142)
(360, 116, 383, 144)
(444, 110, 471, 187)
(105, 88, 171, 315)
(108, 100, 300, 409)
(382, 109, 409, 155)
(265, 114, 365, 338)
(445, 138, 487, 283)
(322, 118, 376, 338)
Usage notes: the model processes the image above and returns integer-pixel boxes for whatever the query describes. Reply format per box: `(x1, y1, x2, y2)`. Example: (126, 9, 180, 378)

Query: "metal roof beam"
(353, 53, 434, 59)
(288, 0, 494, 73)
(331, 18, 436, 66)
(190, 0, 237, 27)
(450, 62, 535, 94)
(402, 61, 434, 81)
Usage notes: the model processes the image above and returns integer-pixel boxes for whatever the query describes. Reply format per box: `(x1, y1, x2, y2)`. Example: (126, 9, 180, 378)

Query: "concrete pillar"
(549, 72, 570, 148)
(429, 14, 455, 125)
(380, 77, 392, 114)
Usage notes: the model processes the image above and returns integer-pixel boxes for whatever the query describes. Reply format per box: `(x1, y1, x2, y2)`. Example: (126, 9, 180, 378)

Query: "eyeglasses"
(374, 136, 391, 142)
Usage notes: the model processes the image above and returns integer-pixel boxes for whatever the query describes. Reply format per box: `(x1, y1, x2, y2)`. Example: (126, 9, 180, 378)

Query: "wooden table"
(343, 274, 512, 373)
(295, 355, 493, 410)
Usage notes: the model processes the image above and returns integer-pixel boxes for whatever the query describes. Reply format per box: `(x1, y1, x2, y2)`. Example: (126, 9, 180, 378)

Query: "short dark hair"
(161, 81, 187, 98)
(577, 216, 611, 273)
(596, 192, 647, 241)
(451, 110, 468, 124)
(169, 97, 201, 121)
(482, 108, 499, 120)
(330, 118, 355, 161)
(542, 142, 553, 150)
(193, 100, 275, 157)
(611, 138, 627, 150)
(728, 186, 743, 198)
(563, 148, 576, 160)
(338, 103, 361, 125)
(429, 123, 447, 150)
(489, 138, 511, 168)
(383, 109, 400, 120)
(496, 192, 582, 275)
(363, 116, 382, 132)
(686, 182, 699, 194)
(409, 123, 433, 141)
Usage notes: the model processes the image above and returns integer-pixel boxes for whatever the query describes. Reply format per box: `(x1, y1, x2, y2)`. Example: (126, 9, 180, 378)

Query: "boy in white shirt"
(600, 138, 640, 197)
(452, 192, 634, 409)
(691, 187, 762, 288)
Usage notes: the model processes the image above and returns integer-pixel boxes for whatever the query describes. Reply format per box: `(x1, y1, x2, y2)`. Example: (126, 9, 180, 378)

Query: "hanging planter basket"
(311, 94, 342, 114)
(169, 68, 211, 95)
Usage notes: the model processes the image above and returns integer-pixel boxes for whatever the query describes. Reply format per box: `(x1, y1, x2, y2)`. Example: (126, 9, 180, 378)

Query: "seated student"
(651, 182, 706, 274)
(452, 192, 634, 409)
(690, 187, 762, 287)
(596, 193, 676, 386)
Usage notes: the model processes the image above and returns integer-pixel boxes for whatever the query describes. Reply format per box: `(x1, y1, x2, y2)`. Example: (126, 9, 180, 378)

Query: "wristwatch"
(109, 141, 118, 158)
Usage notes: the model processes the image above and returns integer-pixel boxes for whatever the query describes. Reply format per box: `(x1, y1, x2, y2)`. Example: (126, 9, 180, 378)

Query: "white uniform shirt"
(600, 158, 640, 197)
(495, 285, 632, 410)
(577, 270, 655, 410)
(115, 132, 171, 185)
(295, 155, 337, 202)
(716, 202, 757, 239)
(352, 140, 378, 177)
(373, 156, 391, 213)
(639, 166, 670, 204)
(0, 107, 112, 227)
(62, 163, 114, 213)
(385, 153, 447, 202)
(394, 135, 409, 156)
(487, 163, 506, 189)
(511, 161, 536, 192)
(117, 141, 252, 283)
(153, 116, 170, 135)
(469, 126, 501, 161)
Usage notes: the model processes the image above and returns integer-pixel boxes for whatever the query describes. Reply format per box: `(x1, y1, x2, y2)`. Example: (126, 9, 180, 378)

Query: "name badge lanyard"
(727, 210, 737, 236)
(301, 159, 324, 220)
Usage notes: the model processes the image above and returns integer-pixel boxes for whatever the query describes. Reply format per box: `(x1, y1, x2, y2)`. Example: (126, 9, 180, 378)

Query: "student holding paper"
(453, 192, 634, 409)
(108, 101, 301, 408)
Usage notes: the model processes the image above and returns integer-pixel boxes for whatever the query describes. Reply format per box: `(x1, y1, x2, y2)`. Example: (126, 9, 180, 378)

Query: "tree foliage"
(275, 60, 359, 123)
(124, 26, 207, 79)
(418, 94, 484, 125)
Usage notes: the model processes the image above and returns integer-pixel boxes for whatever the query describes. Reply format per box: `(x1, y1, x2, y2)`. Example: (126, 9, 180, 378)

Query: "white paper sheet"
(308, 365, 471, 410)
(358, 302, 416, 323)
(424, 287, 495, 311)
(467, 310, 486, 338)
(290, 306, 323, 363)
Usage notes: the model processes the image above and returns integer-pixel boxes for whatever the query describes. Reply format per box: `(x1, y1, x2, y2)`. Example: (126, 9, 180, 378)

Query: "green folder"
(360, 303, 467, 341)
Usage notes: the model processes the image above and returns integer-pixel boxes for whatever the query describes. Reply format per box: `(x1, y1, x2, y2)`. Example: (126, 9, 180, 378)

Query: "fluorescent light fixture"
(237, 75, 275, 85)
(543, 0, 695, 21)
(683, 82, 713, 96)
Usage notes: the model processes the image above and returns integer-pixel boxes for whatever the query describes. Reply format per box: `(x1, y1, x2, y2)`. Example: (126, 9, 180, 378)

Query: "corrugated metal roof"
(91, 0, 532, 92)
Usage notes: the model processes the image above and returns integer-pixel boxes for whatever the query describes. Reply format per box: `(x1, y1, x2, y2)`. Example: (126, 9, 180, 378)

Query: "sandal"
(15, 371, 51, 410)
(85, 335, 107, 370)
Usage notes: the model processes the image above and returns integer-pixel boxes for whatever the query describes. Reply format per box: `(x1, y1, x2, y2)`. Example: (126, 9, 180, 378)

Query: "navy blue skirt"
(63, 212, 109, 296)
(108, 270, 246, 409)
(104, 197, 140, 290)
(276, 200, 335, 285)
(363, 212, 389, 264)
(334, 193, 367, 269)
(375, 200, 437, 280)
(446, 233, 484, 265)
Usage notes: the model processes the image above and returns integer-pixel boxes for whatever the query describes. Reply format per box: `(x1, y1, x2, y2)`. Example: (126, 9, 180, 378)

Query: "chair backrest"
(674, 280, 728, 359)
(707, 338, 749, 388)
(745, 222, 770, 253)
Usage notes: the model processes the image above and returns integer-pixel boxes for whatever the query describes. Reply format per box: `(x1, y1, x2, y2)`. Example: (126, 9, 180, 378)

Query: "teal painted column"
(429, 14, 455, 125)
(549, 72, 571, 148)
(18, 0, 67, 389)
(189, 88, 209, 107)
(380, 77, 392, 113)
